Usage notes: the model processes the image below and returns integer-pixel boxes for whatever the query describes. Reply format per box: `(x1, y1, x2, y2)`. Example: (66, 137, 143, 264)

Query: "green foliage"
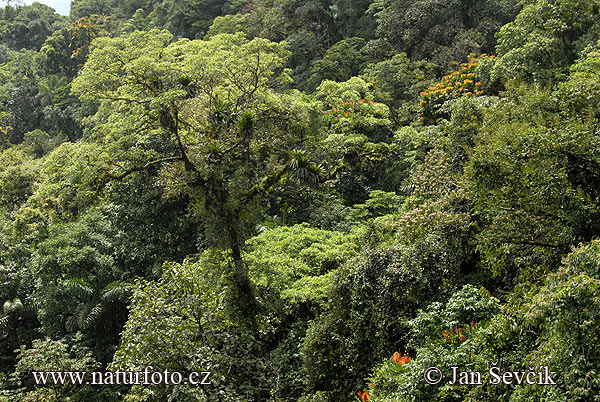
(31, 142, 111, 219)
(101, 173, 201, 277)
(493, 0, 600, 84)
(372, 0, 520, 64)
(557, 41, 600, 119)
(15, 336, 99, 378)
(301, 231, 470, 400)
(368, 240, 600, 402)
(518, 239, 600, 401)
(367, 285, 499, 402)
(72, 28, 317, 319)
(306, 37, 368, 91)
(112, 255, 267, 401)
(0, 148, 38, 209)
(361, 53, 437, 125)
(20, 129, 63, 158)
(0, 2, 66, 51)
(465, 84, 600, 280)
(11, 335, 118, 402)
(313, 77, 408, 206)
(207, 2, 282, 40)
(150, 0, 233, 38)
(30, 210, 119, 337)
(0, 50, 45, 143)
(2, 3, 600, 402)
(246, 223, 360, 306)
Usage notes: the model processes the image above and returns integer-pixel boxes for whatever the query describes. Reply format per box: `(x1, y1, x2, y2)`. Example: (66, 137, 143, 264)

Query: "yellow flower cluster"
(418, 54, 493, 123)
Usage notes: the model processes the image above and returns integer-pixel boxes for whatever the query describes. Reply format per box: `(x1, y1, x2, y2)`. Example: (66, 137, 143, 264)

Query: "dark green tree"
(373, 0, 520, 64)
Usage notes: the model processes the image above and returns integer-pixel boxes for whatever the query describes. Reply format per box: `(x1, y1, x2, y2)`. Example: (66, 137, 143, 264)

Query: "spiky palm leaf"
(289, 150, 323, 183)
(83, 305, 103, 330)
(64, 278, 94, 300)
(102, 281, 129, 303)
(64, 278, 130, 331)
(0, 315, 9, 330)
(70, 303, 104, 331)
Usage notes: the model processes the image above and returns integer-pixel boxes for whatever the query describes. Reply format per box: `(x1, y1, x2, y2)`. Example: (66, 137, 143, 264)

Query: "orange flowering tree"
(418, 54, 495, 124)
(70, 15, 107, 67)
(314, 77, 398, 204)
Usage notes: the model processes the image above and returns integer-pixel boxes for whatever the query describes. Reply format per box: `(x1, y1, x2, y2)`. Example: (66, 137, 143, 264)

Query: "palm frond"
(289, 150, 323, 183)
(102, 281, 130, 303)
(0, 315, 9, 330)
(83, 305, 103, 330)
(71, 302, 102, 331)
(64, 278, 95, 299)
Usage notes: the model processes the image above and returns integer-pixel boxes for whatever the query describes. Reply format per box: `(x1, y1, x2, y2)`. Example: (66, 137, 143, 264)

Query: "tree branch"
(109, 156, 184, 181)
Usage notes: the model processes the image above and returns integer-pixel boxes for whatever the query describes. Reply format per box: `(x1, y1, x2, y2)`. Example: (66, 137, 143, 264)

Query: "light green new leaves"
(245, 223, 360, 305)
(73, 30, 290, 108)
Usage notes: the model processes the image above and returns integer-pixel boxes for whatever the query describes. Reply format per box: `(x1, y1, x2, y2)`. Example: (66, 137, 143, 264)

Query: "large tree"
(72, 29, 314, 317)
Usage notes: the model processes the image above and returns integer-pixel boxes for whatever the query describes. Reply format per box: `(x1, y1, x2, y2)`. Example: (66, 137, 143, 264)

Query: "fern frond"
(73, 303, 91, 330)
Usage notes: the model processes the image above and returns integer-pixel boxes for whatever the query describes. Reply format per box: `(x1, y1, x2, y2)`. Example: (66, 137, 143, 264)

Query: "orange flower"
(443, 328, 468, 341)
(357, 390, 370, 401)
(391, 352, 411, 366)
